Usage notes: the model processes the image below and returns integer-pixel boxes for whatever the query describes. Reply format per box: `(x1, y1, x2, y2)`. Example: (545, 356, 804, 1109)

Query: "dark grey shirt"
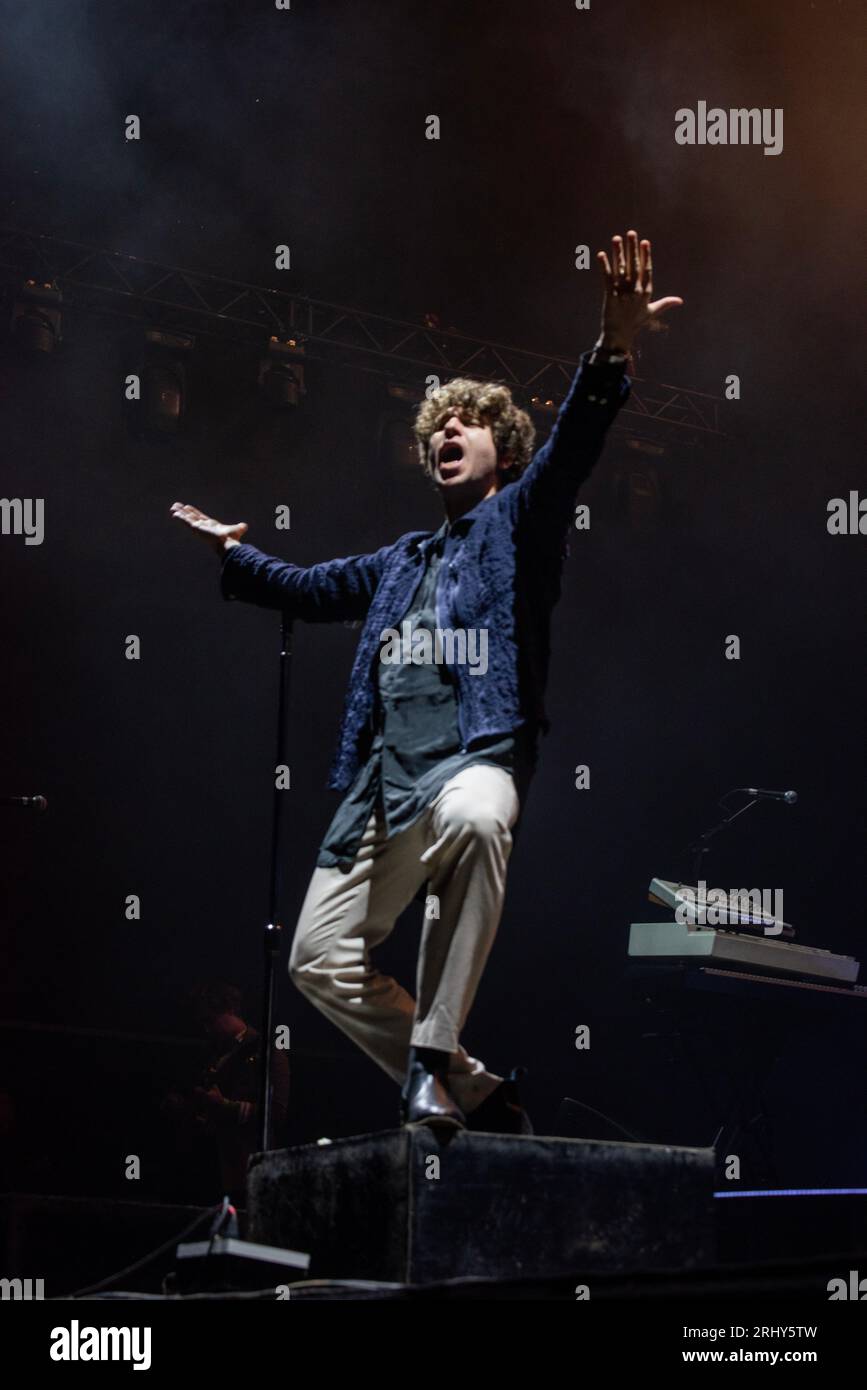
(317, 521, 535, 869)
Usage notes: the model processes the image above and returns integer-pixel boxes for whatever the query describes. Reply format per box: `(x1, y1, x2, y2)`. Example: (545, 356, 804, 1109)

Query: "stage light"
(625, 437, 665, 457)
(386, 383, 422, 405)
(614, 463, 662, 531)
(126, 328, 194, 440)
(10, 278, 63, 357)
(378, 383, 423, 470)
(378, 412, 417, 470)
(258, 336, 306, 408)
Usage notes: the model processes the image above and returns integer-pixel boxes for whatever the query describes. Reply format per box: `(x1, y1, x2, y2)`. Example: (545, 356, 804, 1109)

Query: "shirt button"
(599, 397, 607, 405)
(588, 393, 597, 402)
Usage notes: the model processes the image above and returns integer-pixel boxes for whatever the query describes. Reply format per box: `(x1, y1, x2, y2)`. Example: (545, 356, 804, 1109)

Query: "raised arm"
(170, 502, 390, 623)
(515, 230, 682, 528)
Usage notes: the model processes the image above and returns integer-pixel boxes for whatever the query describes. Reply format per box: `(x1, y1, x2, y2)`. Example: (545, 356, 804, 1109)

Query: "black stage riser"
(245, 1128, 716, 1284)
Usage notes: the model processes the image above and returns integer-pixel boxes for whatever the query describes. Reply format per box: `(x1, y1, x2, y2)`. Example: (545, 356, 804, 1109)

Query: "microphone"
(1, 795, 48, 811)
(741, 787, 798, 805)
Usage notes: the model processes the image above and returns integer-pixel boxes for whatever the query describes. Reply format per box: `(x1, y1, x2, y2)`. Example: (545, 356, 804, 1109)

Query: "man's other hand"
(170, 502, 248, 556)
(595, 231, 683, 355)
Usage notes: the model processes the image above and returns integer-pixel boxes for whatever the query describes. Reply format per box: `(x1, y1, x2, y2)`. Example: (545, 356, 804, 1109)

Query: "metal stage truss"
(0, 226, 724, 448)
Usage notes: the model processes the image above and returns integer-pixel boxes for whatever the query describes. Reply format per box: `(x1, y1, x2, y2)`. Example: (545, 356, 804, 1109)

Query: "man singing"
(171, 232, 681, 1134)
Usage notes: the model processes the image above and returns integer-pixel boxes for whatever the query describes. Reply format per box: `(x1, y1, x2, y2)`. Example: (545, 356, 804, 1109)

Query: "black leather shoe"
(466, 1067, 533, 1135)
(400, 1065, 466, 1130)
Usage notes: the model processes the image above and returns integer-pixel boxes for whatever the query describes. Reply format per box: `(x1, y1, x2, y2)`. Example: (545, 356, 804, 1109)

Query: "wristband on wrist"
(589, 342, 629, 365)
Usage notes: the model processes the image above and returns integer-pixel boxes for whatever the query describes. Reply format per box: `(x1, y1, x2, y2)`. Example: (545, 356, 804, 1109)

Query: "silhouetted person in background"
(163, 981, 289, 1204)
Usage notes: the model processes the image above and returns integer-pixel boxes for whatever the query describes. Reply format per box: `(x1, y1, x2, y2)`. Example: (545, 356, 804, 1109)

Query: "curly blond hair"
(413, 378, 535, 486)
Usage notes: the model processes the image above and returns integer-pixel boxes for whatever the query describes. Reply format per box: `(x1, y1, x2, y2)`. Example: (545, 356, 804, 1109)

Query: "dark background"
(0, 0, 864, 1202)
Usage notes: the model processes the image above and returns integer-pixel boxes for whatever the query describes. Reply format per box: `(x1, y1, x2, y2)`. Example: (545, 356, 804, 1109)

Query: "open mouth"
(438, 442, 464, 469)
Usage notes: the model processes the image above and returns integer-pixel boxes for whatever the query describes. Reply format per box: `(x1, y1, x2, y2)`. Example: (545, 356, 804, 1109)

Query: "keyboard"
(628, 919, 859, 984)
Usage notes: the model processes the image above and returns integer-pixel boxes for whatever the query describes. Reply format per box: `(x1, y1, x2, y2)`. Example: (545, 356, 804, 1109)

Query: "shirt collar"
(415, 506, 485, 557)
(415, 518, 449, 559)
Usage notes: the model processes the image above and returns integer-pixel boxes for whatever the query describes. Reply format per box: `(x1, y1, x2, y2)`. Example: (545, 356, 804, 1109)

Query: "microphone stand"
(257, 610, 293, 1154)
(688, 787, 760, 884)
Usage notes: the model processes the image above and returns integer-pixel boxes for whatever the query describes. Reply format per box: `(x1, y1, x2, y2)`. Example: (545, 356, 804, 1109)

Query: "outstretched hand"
(170, 502, 248, 557)
(596, 231, 683, 355)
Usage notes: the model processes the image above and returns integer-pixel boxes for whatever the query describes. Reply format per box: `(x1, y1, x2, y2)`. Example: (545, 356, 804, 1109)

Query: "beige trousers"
(288, 763, 519, 1114)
